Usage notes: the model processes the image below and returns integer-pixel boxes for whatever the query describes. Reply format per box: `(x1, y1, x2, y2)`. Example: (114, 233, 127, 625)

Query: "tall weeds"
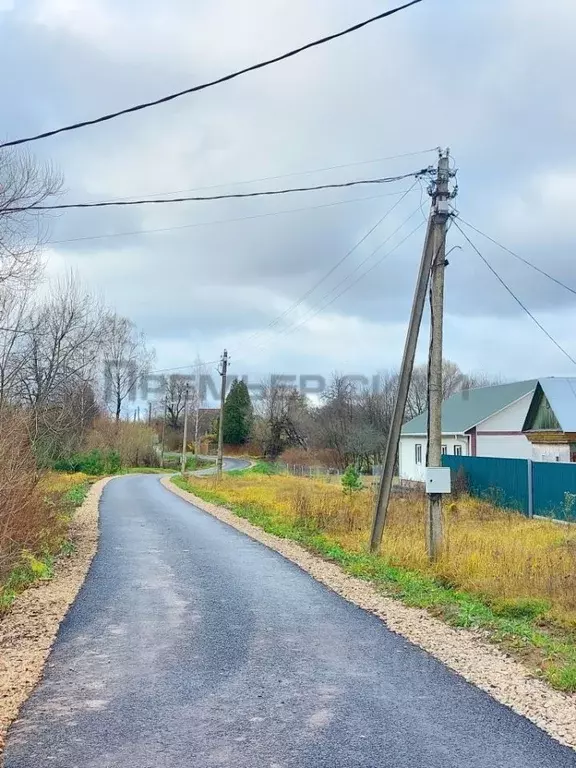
(204, 472, 576, 624)
(0, 411, 79, 584)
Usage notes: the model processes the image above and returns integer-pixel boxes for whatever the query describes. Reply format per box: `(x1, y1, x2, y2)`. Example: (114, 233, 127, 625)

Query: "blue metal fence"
(532, 462, 576, 521)
(442, 455, 576, 521)
(442, 455, 530, 515)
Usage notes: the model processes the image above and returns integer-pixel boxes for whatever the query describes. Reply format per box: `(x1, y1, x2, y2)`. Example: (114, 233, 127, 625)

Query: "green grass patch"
(0, 551, 55, 613)
(172, 475, 576, 693)
(62, 481, 90, 507)
(226, 460, 278, 477)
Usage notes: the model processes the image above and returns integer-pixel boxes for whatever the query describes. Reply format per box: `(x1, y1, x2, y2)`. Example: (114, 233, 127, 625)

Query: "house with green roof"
(399, 380, 538, 482)
(523, 378, 576, 463)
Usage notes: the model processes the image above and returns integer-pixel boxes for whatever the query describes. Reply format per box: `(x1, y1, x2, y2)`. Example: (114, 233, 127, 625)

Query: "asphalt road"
(192, 456, 249, 476)
(5, 474, 575, 767)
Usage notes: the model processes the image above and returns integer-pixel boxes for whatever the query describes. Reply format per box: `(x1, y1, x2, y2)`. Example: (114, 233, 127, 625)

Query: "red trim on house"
(475, 430, 524, 436)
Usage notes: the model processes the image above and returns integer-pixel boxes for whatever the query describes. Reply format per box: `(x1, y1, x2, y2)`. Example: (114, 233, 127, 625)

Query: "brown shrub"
(0, 411, 61, 581)
(85, 418, 157, 467)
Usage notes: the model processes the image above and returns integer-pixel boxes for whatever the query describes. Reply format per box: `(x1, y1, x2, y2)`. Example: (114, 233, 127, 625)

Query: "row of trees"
(0, 148, 155, 465)
(222, 362, 500, 470)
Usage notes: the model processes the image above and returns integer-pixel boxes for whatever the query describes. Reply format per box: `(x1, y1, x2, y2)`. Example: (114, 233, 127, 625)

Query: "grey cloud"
(1, 0, 576, 375)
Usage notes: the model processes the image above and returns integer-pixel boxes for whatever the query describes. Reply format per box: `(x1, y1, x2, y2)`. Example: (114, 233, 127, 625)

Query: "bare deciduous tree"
(162, 374, 189, 429)
(16, 275, 106, 462)
(101, 313, 154, 422)
(253, 379, 309, 458)
(0, 148, 62, 290)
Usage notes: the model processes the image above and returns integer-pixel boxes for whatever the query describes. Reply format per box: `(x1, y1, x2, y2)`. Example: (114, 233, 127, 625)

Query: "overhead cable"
(454, 220, 576, 367)
(47, 189, 415, 246)
(256, 209, 424, 346)
(105, 147, 439, 203)
(246, 182, 418, 344)
(0, 1, 423, 149)
(281, 219, 426, 338)
(458, 217, 576, 298)
(8, 171, 431, 212)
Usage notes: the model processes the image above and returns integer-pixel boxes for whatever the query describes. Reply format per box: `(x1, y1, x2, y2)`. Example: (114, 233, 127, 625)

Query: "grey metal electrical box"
(425, 467, 451, 494)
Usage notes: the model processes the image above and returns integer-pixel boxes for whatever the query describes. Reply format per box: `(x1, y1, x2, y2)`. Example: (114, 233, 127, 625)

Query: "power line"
(104, 148, 439, 203)
(148, 360, 220, 375)
(454, 220, 576, 367)
(280, 219, 426, 339)
(246, 182, 418, 344)
(256, 209, 424, 346)
(0, 1, 423, 149)
(47, 189, 413, 246)
(9, 171, 429, 212)
(458, 217, 576, 298)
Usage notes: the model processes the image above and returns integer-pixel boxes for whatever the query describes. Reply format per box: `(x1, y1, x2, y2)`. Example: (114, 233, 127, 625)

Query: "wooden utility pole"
(160, 397, 167, 468)
(426, 149, 451, 561)
(180, 384, 190, 475)
(370, 150, 454, 555)
(194, 392, 201, 457)
(369, 214, 435, 552)
(147, 401, 152, 426)
(216, 349, 228, 480)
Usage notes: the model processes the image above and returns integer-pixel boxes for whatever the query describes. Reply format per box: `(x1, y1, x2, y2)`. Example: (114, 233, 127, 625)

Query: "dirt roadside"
(0, 477, 111, 758)
(162, 476, 576, 751)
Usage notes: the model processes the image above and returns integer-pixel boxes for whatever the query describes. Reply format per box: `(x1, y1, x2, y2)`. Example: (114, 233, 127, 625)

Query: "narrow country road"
(192, 456, 249, 476)
(5, 475, 574, 767)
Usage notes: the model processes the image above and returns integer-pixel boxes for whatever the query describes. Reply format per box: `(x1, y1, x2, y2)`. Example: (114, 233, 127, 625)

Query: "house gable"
(523, 378, 576, 434)
(524, 385, 561, 431)
(474, 391, 534, 433)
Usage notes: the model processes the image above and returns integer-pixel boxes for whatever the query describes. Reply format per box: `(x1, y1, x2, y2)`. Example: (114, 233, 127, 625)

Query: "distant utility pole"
(147, 401, 152, 427)
(216, 349, 228, 480)
(160, 397, 167, 469)
(194, 391, 201, 457)
(180, 384, 190, 475)
(370, 149, 454, 555)
(426, 149, 452, 561)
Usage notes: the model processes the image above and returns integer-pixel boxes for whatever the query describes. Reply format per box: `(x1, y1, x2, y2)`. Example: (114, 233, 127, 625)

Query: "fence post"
(527, 459, 534, 518)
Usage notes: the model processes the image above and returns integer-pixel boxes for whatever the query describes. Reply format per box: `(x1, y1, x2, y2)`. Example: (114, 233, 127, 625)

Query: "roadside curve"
(4, 474, 575, 767)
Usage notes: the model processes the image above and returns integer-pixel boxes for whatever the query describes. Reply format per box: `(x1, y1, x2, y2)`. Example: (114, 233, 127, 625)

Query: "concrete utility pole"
(216, 349, 228, 480)
(369, 214, 435, 553)
(147, 401, 152, 427)
(426, 149, 451, 561)
(180, 384, 190, 475)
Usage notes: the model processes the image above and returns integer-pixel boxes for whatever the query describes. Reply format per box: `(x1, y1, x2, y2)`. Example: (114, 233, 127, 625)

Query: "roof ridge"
(457, 378, 537, 396)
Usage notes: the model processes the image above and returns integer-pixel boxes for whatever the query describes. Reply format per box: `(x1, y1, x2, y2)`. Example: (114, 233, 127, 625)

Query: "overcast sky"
(1, 0, 576, 387)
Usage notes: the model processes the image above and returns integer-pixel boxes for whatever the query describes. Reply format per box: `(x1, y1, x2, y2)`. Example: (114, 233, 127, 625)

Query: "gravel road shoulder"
(162, 476, 576, 750)
(0, 477, 110, 758)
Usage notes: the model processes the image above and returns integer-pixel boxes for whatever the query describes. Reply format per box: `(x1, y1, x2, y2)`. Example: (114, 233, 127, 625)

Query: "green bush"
(54, 449, 121, 475)
(341, 465, 363, 494)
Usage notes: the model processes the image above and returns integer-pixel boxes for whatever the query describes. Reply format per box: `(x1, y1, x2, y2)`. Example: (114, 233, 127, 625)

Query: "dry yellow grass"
(38, 472, 90, 494)
(200, 472, 576, 624)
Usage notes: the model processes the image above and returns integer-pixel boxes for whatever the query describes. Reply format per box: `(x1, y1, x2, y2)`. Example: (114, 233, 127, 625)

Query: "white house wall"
(533, 443, 571, 462)
(399, 435, 469, 482)
(475, 434, 533, 459)
(475, 392, 533, 431)
(474, 392, 533, 459)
